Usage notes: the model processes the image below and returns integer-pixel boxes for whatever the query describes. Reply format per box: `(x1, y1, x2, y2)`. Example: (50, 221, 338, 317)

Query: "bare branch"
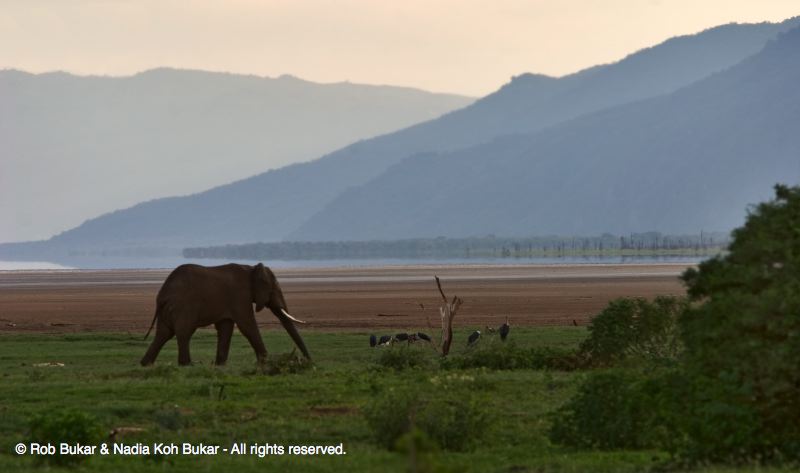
(435, 276, 447, 303)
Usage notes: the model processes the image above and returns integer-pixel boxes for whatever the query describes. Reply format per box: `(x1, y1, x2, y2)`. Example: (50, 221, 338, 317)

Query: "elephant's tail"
(143, 302, 165, 340)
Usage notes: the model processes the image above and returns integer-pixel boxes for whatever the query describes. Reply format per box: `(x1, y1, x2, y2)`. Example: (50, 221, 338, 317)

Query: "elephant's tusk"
(281, 308, 307, 324)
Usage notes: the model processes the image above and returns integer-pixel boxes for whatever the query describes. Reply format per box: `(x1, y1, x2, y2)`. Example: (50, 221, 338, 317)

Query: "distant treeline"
(183, 232, 730, 261)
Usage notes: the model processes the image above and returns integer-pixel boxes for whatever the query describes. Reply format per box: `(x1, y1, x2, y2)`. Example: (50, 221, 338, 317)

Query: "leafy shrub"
(673, 373, 765, 464)
(441, 341, 529, 370)
(579, 296, 686, 366)
(548, 370, 649, 449)
(527, 347, 586, 371)
(677, 184, 800, 463)
(364, 387, 418, 449)
(364, 375, 489, 452)
(416, 395, 488, 452)
(375, 345, 436, 371)
(259, 350, 313, 375)
(442, 342, 583, 371)
(548, 368, 686, 450)
(28, 409, 103, 467)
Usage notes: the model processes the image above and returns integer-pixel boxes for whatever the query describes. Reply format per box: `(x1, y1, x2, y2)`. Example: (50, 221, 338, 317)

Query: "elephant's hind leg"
(176, 329, 196, 366)
(141, 323, 174, 366)
(214, 319, 235, 366)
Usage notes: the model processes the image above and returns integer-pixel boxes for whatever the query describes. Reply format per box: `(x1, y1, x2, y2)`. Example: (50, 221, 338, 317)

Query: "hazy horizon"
(1, 67, 478, 98)
(2, 0, 798, 96)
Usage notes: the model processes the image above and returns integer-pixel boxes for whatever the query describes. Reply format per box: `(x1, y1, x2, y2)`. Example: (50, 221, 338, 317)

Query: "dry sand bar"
(0, 264, 689, 333)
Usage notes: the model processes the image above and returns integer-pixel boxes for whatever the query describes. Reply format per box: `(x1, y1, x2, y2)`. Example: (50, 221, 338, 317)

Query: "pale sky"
(2, 0, 798, 96)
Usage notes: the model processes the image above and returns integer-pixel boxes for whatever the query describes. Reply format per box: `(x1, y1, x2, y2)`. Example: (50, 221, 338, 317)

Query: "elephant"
(140, 263, 310, 366)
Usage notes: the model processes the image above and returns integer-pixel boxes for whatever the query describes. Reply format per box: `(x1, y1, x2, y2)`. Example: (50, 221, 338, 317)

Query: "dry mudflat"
(0, 263, 688, 334)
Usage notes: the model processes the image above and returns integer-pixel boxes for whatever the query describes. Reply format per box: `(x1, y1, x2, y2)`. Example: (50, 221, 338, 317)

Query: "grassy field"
(0, 328, 787, 472)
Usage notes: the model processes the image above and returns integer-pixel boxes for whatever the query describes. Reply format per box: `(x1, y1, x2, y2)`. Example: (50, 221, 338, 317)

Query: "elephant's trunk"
(272, 307, 311, 360)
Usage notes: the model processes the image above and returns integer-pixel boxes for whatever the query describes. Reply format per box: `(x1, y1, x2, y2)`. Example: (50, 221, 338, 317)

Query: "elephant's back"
(156, 263, 248, 305)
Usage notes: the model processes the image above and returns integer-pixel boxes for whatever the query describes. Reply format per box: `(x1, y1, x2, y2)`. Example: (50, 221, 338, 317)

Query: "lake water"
(0, 261, 76, 270)
(0, 254, 710, 271)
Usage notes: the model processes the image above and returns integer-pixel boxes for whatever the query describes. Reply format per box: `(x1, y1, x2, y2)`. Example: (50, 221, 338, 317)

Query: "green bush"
(364, 386, 419, 450)
(27, 409, 103, 467)
(526, 346, 585, 371)
(578, 296, 686, 366)
(364, 375, 489, 452)
(548, 368, 688, 451)
(442, 341, 583, 371)
(375, 345, 437, 371)
(548, 370, 649, 449)
(441, 341, 529, 370)
(677, 184, 800, 463)
(259, 350, 314, 375)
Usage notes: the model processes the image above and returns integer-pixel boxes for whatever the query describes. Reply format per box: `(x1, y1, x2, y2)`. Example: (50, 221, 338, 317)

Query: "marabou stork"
(499, 318, 510, 341)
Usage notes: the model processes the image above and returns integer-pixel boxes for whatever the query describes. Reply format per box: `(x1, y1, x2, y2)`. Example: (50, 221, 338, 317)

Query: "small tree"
(679, 184, 800, 462)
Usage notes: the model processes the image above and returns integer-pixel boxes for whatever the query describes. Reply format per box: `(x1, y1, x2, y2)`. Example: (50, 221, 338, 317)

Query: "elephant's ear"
(252, 263, 270, 312)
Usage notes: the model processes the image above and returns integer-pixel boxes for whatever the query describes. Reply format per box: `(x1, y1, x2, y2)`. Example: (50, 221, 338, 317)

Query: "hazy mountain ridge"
(290, 25, 800, 240)
(483, 18, 800, 137)
(0, 68, 472, 242)
(5, 18, 799, 254)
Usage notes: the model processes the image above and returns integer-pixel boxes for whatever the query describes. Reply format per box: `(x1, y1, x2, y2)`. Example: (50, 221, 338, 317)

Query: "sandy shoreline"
(0, 264, 690, 333)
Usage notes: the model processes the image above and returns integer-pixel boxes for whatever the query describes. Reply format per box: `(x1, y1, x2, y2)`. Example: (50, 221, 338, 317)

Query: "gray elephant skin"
(140, 263, 310, 366)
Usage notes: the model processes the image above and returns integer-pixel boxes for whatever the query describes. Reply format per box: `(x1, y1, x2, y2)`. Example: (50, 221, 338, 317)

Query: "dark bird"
(378, 335, 392, 345)
(467, 330, 481, 346)
(572, 319, 579, 327)
(417, 332, 431, 342)
(395, 332, 409, 342)
(499, 319, 510, 341)
(369, 334, 377, 347)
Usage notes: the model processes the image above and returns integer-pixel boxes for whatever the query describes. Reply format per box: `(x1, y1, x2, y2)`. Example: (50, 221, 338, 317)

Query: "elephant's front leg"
(214, 319, 235, 366)
(236, 316, 268, 364)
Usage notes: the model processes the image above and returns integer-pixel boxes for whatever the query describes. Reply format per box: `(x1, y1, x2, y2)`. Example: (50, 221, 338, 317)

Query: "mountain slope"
(29, 18, 800, 250)
(0, 68, 472, 242)
(291, 26, 800, 240)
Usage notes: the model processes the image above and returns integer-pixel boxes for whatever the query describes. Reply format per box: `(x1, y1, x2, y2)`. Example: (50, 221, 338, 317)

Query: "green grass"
(0, 328, 789, 472)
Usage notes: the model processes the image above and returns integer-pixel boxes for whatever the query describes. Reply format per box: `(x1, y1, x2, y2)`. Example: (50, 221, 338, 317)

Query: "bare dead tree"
(435, 276, 462, 356)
